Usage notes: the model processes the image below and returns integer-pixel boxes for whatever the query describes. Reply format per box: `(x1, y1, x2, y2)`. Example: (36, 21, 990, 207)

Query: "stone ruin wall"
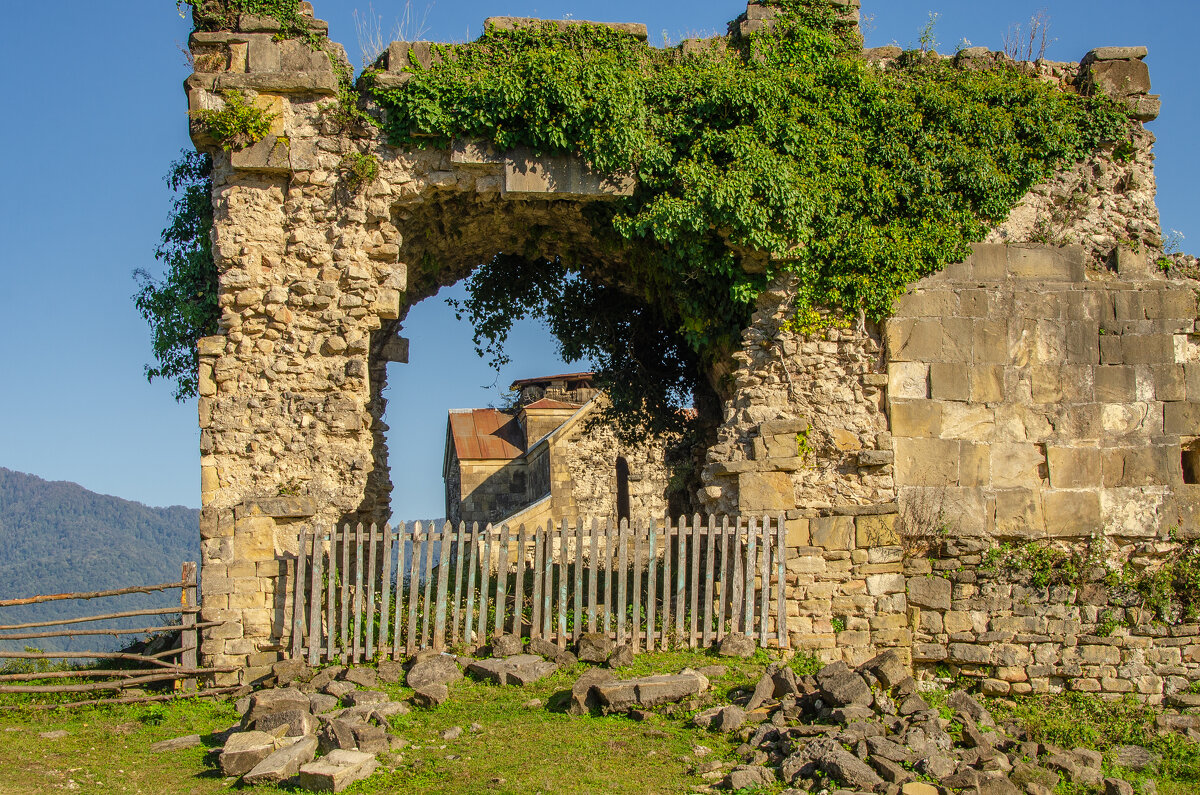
(186, 0, 1199, 696)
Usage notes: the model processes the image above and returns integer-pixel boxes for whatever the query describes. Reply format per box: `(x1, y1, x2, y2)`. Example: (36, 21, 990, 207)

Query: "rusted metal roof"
(509, 372, 595, 389)
(447, 409, 525, 461)
(523, 398, 582, 410)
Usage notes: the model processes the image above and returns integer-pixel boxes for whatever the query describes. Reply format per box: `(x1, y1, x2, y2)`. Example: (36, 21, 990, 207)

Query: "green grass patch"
(0, 650, 773, 795)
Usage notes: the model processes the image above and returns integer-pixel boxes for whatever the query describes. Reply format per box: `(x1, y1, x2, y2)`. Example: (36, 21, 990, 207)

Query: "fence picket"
(616, 519, 628, 645)
(587, 518, 599, 633)
(776, 512, 787, 648)
(572, 520, 583, 643)
(662, 521, 672, 653)
(365, 523, 378, 660)
(675, 515, 687, 645)
(603, 518, 614, 636)
(745, 517, 758, 637)
(327, 528, 337, 661)
(292, 528, 308, 661)
(690, 514, 702, 648)
(531, 525, 544, 639)
(464, 524, 479, 647)
(495, 525, 510, 640)
(340, 524, 351, 662)
(393, 526, 405, 659)
(477, 527, 492, 646)
(703, 515, 716, 647)
(516, 525, 528, 636)
(646, 520, 657, 651)
(434, 521, 452, 650)
(308, 529, 323, 666)
(379, 525, 393, 658)
(542, 523, 554, 639)
(759, 516, 771, 646)
(557, 519, 568, 648)
(406, 522, 422, 654)
(731, 517, 744, 636)
(451, 522, 466, 645)
(631, 521, 643, 652)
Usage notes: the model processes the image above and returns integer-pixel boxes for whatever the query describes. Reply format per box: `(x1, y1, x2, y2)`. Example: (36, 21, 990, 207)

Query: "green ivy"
(367, 1, 1131, 435)
(191, 89, 276, 151)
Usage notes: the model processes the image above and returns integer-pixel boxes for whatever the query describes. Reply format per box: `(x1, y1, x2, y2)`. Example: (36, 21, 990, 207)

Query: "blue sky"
(0, 1, 1196, 518)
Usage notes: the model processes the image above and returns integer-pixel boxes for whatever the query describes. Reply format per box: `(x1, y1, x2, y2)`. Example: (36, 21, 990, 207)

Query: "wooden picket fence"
(289, 514, 789, 664)
(0, 563, 240, 709)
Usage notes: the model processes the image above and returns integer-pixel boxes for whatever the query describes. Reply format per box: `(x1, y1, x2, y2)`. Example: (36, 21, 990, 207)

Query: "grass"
(3, 650, 1198, 795)
(986, 691, 1200, 795)
(0, 649, 771, 795)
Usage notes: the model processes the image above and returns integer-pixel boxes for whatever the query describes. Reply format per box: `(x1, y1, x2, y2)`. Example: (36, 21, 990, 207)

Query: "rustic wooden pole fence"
(0, 562, 214, 704)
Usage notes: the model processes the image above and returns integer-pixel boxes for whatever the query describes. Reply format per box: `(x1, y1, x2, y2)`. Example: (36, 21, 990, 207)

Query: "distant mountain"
(0, 468, 199, 652)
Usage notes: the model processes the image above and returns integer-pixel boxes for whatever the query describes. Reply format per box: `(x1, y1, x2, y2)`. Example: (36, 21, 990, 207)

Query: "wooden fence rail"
(290, 515, 789, 665)
(0, 562, 221, 705)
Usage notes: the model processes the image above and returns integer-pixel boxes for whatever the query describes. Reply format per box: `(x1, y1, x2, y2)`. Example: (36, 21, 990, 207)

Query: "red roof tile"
(448, 409, 525, 461)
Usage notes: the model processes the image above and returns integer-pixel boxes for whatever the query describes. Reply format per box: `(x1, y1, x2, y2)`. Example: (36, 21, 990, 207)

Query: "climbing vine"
(165, 0, 1134, 438)
(365, 0, 1131, 433)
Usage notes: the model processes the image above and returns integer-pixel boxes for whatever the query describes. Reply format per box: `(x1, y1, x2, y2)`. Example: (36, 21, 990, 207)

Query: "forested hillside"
(0, 468, 199, 651)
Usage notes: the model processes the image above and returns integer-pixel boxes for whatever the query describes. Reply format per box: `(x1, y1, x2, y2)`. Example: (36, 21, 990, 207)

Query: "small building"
(442, 373, 677, 528)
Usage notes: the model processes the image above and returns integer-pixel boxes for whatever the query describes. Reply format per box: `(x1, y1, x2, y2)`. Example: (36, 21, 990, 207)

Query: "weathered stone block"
(994, 488, 1045, 537)
(503, 151, 634, 198)
(786, 518, 810, 547)
(886, 319, 944, 361)
(889, 362, 930, 399)
(1008, 245, 1086, 282)
(969, 365, 1005, 403)
(1164, 402, 1200, 435)
(1043, 490, 1102, 537)
(811, 515, 855, 551)
(895, 437, 958, 485)
(1095, 366, 1136, 403)
(1084, 59, 1151, 96)
(890, 401, 942, 439)
(930, 363, 969, 401)
(1102, 446, 1180, 488)
(1047, 447, 1101, 489)
(737, 471, 795, 513)
(856, 514, 898, 547)
(908, 576, 951, 610)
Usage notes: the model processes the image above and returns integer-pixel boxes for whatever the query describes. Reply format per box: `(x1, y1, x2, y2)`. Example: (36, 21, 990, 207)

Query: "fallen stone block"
(591, 672, 708, 713)
(569, 668, 616, 716)
(272, 659, 311, 686)
(718, 633, 757, 658)
(806, 737, 884, 791)
(406, 655, 463, 690)
(299, 749, 379, 792)
(412, 683, 449, 707)
(149, 734, 201, 752)
(245, 687, 311, 726)
(253, 709, 317, 737)
(341, 667, 379, 688)
(318, 719, 360, 754)
(491, 633, 525, 656)
(309, 693, 340, 714)
(343, 689, 389, 707)
(467, 655, 557, 686)
(243, 734, 317, 785)
(220, 731, 286, 777)
(606, 643, 635, 668)
(576, 632, 614, 663)
(725, 764, 776, 790)
(377, 660, 403, 683)
(815, 662, 873, 708)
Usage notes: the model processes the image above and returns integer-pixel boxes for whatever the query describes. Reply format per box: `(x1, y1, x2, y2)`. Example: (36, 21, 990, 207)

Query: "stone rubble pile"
(638, 650, 1157, 794)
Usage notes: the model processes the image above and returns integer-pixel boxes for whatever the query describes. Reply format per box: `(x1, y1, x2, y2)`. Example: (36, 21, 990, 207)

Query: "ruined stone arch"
(189, 3, 1200, 696)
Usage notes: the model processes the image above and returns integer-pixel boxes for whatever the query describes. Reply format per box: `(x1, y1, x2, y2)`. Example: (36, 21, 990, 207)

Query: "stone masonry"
(185, 1, 1197, 696)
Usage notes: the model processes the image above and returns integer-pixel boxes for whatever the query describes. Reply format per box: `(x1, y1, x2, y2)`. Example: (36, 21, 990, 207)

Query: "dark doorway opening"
(616, 456, 630, 523)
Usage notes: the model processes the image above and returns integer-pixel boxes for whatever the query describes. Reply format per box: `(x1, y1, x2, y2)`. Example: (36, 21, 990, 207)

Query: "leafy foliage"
(190, 90, 276, 151)
(368, 1, 1132, 435)
(134, 151, 219, 401)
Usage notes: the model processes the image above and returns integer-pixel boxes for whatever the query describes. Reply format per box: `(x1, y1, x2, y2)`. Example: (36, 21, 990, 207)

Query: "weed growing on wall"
(340, 152, 381, 190)
(191, 90, 276, 151)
